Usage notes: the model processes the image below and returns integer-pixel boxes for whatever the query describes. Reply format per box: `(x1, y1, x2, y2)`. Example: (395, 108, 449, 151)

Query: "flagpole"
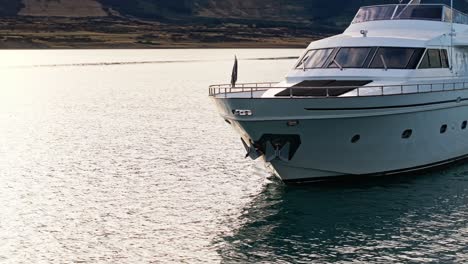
(231, 55, 238, 88)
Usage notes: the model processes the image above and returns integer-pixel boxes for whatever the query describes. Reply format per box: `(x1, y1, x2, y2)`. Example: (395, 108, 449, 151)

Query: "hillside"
(19, 0, 107, 17)
(0, 0, 468, 48)
(0, 0, 467, 22)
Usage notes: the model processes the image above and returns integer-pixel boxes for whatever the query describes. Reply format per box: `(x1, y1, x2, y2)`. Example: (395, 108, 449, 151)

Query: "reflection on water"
(217, 168, 468, 263)
(0, 49, 467, 263)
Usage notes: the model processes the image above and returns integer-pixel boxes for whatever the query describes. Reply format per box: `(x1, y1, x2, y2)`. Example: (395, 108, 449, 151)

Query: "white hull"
(210, 3, 468, 182)
(214, 89, 468, 182)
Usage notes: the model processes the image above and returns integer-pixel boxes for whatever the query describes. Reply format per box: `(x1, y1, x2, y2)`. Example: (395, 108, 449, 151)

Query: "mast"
(395, 0, 421, 18)
(450, 0, 454, 71)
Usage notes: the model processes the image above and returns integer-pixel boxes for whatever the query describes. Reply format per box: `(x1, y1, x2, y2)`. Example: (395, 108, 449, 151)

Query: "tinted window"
(419, 51, 430, 68)
(353, 6, 396, 23)
(305, 49, 334, 68)
(328, 47, 372, 68)
(353, 5, 444, 24)
(407, 49, 426, 69)
(296, 50, 314, 68)
(428, 49, 441, 68)
(441, 49, 449, 68)
(419, 49, 448, 69)
(396, 5, 443, 20)
(370, 48, 419, 69)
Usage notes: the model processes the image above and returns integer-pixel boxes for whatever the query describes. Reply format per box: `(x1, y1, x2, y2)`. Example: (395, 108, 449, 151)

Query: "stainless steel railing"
(208, 82, 468, 99)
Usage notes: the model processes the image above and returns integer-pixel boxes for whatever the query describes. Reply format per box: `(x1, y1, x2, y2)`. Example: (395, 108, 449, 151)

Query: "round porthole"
(462, 121, 467, 130)
(351, 135, 361, 143)
(440, 125, 448, 134)
(402, 129, 413, 139)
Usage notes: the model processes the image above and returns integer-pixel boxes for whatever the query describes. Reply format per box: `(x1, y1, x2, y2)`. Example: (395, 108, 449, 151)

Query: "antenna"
(408, 0, 421, 4)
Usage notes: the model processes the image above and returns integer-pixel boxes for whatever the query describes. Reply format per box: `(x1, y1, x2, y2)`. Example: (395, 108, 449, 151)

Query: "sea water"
(0, 49, 467, 263)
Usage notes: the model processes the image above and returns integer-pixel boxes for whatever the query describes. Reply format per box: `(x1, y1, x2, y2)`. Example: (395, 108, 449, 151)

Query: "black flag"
(231, 56, 238, 87)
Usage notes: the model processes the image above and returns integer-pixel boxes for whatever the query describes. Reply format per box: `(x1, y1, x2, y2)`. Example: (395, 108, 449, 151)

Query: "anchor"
(241, 134, 301, 162)
(265, 141, 292, 162)
(241, 138, 261, 160)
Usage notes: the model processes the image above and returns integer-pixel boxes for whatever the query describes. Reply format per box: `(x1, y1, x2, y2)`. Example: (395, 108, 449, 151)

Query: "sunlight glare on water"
(0, 49, 468, 263)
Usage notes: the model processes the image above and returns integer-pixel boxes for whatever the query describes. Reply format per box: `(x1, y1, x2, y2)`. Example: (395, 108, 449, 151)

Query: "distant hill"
(2, 0, 468, 49)
(3, 0, 468, 31)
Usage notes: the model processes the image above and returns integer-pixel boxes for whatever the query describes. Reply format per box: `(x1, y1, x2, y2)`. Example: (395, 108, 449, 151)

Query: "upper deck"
(352, 4, 468, 25)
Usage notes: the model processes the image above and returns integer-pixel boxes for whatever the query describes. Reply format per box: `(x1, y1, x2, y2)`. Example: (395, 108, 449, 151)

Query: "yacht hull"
(213, 91, 468, 182)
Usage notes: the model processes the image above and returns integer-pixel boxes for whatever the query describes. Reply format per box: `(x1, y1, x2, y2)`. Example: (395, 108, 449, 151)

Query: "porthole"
(351, 135, 361, 143)
(402, 129, 413, 139)
(462, 121, 467, 130)
(440, 124, 448, 134)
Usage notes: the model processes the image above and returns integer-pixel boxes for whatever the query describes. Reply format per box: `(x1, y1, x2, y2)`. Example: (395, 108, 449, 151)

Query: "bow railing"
(209, 81, 468, 99)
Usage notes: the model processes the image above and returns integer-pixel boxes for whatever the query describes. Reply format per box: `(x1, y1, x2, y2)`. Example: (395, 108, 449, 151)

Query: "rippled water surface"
(1, 49, 468, 263)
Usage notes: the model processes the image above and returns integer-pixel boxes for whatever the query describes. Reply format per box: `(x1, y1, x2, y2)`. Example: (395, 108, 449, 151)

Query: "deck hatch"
(275, 80, 372, 97)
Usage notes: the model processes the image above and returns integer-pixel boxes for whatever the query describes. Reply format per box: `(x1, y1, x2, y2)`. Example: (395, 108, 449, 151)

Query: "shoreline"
(0, 17, 328, 49)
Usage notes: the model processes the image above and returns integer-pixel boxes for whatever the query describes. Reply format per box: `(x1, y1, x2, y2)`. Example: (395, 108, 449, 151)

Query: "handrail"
(208, 81, 468, 99)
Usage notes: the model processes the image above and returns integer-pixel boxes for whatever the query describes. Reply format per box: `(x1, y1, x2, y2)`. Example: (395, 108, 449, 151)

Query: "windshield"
(296, 49, 334, 69)
(369, 48, 424, 69)
(353, 4, 445, 24)
(329, 47, 373, 68)
(296, 47, 426, 70)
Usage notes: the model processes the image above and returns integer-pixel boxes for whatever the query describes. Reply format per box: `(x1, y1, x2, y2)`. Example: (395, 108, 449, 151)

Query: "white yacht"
(210, 1, 468, 183)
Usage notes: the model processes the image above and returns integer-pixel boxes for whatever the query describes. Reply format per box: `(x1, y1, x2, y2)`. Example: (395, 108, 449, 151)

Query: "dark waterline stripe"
(283, 154, 468, 184)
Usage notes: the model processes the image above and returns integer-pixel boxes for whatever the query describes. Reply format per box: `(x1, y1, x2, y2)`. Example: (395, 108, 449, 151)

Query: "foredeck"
(209, 81, 468, 99)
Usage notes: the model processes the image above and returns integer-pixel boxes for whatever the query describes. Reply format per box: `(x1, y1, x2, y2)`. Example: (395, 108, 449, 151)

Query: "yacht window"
(428, 49, 442, 68)
(353, 5, 444, 24)
(396, 5, 443, 21)
(296, 50, 314, 69)
(353, 6, 396, 23)
(462, 121, 467, 130)
(419, 49, 448, 69)
(441, 49, 449, 68)
(419, 51, 430, 68)
(328, 47, 372, 68)
(369, 48, 421, 69)
(296, 48, 334, 69)
(407, 49, 426, 69)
